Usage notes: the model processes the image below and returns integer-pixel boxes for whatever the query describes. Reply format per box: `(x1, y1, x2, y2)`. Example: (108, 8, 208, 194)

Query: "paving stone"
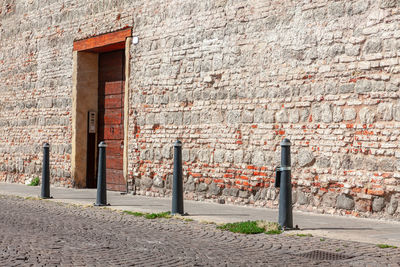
(2, 195, 400, 266)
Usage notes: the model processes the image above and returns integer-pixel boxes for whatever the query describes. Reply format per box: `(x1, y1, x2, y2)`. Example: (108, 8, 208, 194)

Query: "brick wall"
(1, 0, 400, 218)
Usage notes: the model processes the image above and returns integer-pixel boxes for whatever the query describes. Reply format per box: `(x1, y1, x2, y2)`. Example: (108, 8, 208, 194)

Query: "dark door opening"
(86, 111, 97, 188)
(97, 50, 126, 192)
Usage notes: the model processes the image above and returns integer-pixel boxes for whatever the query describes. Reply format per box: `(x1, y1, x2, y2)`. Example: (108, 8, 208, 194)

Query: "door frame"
(71, 28, 132, 189)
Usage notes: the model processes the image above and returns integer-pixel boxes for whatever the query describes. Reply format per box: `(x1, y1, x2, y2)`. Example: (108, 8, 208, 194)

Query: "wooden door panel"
(99, 81, 125, 96)
(102, 109, 122, 125)
(105, 140, 123, 156)
(106, 169, 123, 183)
(106, 156, 123, 170)
(103, 95, 123, 109)
(107, 183, 126, 191)
(98, 49, 126, 192)
(103, 125, 124, 140)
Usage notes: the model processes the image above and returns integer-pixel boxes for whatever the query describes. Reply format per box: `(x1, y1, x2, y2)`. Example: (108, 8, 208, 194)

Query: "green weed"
(123, 211, 145, 217)
(217, 221, 281, 235)
(144, 212, 172, 219)
(377, 244, 397, 249)
(265, 229, 282, 235)
(257, 221, 282, 235)
(27, 177, 40, 186)
(24, 196, 40, 200)
(296, 233, 313, 237)
(218, 221, 265, 234)
(122, 211, 172, 219)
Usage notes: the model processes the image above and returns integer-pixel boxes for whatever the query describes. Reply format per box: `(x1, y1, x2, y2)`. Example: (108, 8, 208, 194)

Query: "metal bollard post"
(278, 138, 293, 229)
(41, 143, 52, 199)
(95, 141, 109, 206)
(171, 140, 184, 215)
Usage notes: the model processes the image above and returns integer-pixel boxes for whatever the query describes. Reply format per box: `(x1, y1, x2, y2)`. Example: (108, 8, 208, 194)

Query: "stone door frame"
(71, 28, 132, 188)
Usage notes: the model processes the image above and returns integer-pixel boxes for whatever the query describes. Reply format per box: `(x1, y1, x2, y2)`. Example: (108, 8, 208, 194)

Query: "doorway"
(71, 28, 132, 191)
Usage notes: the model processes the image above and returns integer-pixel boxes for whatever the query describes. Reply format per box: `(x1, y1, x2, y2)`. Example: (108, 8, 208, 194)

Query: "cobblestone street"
(0, 195, 399, 266)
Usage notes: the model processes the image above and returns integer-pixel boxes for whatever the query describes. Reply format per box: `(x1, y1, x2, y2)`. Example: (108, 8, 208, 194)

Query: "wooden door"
(98, 50, 126, 192)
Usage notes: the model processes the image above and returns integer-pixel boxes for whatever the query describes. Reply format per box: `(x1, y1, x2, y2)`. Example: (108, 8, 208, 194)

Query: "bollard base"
(94, 203, 111, 207)
(171, 212, 189, 216)
(281, 225, 300, 231)
(40, 196, 53, 199)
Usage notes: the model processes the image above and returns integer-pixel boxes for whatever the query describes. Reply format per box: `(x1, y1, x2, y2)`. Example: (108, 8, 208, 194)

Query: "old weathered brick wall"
(1, 0, 400, 218)
(0, 0, 135, 186)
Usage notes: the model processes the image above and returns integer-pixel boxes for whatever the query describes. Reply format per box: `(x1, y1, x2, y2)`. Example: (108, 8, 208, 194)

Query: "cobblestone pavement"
(1, 195, 400, 266)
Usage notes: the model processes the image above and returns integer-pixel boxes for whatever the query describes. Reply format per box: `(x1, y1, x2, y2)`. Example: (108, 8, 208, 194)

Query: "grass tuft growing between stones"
(377, 244, 397, 249)
(256, 221, 282, 235)
(144, 212, 172, 219)
(123, 211, 145, 217)
(172, 214, 194, 222)
(27, 177, 40, 186)
(217, 221, 282, 235)
(123, 211, 172, 219)
(24, 196, 40, 200)
(296, 233, 313, 237)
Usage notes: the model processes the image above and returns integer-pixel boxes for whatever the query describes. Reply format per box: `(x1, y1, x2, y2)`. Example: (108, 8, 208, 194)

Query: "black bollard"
(41, 143, 52, 199)
(171, 140, 184, 215)
(278, 138, 293, 229)
(95, 141, 109, 206)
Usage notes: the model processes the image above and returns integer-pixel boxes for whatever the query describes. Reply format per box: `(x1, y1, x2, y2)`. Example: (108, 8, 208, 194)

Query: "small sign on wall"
(88, 111, 96, 133)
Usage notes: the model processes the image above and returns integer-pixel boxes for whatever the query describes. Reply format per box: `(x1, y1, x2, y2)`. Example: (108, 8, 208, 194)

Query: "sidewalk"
(1, 182, 400, 247)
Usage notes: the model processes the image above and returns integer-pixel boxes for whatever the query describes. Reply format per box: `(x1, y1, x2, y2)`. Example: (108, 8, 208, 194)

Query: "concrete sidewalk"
(1, 182, 400, 247)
